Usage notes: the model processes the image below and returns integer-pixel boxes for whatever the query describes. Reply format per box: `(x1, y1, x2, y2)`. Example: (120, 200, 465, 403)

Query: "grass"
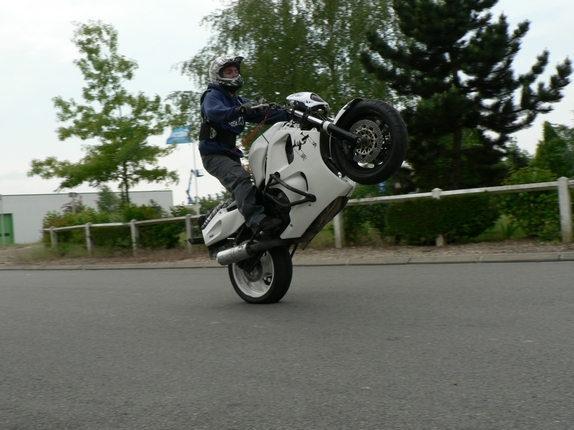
(11, 243, 89, 264)
(475, 215, 526, 242)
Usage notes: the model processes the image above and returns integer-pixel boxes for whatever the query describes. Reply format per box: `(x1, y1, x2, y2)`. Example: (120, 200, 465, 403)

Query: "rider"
(199, 55, 289, 233)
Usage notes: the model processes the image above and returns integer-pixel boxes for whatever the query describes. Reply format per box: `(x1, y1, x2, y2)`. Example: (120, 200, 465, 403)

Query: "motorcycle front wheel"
(331, 99, 408, 185)
(228, 246, 293, 304)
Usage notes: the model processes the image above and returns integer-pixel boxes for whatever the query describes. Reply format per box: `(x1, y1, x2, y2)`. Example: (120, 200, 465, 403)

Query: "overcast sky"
(1, 0, 573, 206)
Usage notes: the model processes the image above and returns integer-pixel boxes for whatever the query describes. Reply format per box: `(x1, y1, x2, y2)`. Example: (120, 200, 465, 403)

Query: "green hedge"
(385, 194, 500, 245)
(495, 167, 564, 241)
(43, 204, 196, 250)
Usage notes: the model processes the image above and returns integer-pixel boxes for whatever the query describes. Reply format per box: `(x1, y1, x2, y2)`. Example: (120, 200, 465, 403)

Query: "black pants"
(201, 153, 267, 231)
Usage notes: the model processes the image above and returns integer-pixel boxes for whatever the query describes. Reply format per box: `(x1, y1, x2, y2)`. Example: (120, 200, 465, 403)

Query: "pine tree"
(532, 122, 574, 177)
(361, 0, 572, 190)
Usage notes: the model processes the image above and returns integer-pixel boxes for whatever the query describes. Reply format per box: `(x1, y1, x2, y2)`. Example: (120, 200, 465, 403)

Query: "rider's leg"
(201, 154, 276, 231)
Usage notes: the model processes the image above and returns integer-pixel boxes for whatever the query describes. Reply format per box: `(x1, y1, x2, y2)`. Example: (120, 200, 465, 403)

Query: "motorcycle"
(191, 93, 408, 304)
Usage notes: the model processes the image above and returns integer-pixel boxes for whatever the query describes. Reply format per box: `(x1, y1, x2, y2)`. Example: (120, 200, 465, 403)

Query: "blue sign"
(167, 126, 193, 144)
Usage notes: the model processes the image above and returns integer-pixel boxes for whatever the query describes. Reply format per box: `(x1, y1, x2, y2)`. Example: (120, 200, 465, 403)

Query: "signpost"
(167, 126, 202, 214)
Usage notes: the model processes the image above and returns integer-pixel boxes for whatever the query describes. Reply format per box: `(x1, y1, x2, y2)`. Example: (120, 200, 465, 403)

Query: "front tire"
(228, 246, 293, 304)
(331, 99, 408, 185)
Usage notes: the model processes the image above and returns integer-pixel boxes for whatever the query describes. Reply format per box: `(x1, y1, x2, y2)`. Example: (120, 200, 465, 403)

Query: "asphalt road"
(1, 263, 574, 429)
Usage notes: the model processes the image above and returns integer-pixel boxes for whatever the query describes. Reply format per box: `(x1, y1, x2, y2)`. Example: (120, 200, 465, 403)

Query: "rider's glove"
(240, 100, 270, 116)
(239, 102, 257, 115)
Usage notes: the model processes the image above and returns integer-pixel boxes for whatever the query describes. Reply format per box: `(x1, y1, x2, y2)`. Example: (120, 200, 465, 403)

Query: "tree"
(29, 21, 178, 203)
(96, 185, 122, 214)
(361, 0, 572, 191)
(532, 121, 574, 177)
(504, 140, 532, 172)
(171, 0, 400, 135)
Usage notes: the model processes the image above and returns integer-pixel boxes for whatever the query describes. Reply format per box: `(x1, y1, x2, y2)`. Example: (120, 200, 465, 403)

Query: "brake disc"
(349, 119, 384, 163)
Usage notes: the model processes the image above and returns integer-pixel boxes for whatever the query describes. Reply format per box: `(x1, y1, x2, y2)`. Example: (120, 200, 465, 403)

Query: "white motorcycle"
(192, 93, 408, 303)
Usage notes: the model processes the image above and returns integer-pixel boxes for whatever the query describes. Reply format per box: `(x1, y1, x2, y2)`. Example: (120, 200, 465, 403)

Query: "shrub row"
(385, 194, 500, 245)
(43, 203, 196, 250)
(344, 167, 571, 245)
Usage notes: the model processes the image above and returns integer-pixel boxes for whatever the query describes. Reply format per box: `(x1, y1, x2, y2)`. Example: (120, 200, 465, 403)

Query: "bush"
(343, 184, 389, 245)
(496, 167, 563, 241)
(43, 202, 196, 250)
(385, 194, 500, 245)
(42, 208, 112, 246)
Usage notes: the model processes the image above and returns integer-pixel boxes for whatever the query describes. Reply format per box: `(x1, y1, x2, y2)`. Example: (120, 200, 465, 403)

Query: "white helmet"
(209, 55, 244, 90)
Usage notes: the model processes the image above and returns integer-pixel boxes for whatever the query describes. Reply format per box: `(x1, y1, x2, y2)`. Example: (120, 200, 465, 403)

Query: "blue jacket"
(199, 83, 289, 157)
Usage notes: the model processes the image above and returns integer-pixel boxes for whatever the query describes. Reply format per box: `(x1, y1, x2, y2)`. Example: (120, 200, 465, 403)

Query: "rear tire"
(228, 246, 293, 304)
(331, 99, 408, 185)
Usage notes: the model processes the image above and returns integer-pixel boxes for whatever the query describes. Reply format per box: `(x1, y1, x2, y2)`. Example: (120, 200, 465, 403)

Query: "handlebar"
(252, 99, 362, 145)
(290, 109, 362, 145)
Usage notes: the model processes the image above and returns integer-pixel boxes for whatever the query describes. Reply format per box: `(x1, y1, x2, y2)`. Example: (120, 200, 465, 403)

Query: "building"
(0, 190, 173, 244)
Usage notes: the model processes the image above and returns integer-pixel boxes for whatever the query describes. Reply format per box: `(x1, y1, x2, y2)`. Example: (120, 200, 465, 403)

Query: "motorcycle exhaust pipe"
(216, 238, 286, 266)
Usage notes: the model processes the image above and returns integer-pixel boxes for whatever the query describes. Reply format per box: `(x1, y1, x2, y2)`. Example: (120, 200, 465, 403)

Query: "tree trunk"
(121, 163, 130, 205)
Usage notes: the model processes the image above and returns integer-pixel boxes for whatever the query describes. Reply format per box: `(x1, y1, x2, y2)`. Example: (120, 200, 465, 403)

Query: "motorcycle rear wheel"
(332, 99, 408, 185)
(228, 246, 293, 304)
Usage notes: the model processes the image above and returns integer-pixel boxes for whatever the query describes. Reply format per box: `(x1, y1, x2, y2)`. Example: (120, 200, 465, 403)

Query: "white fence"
(333, 176, 574, 248)
(44, 177, 574, 254)
(45, 214, 200, 256)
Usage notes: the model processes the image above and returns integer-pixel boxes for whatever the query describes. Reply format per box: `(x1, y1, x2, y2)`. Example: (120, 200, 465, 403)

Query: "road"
(1, 263, 574, 429)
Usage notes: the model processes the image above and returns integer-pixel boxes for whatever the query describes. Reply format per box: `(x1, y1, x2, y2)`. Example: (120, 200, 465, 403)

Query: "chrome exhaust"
(216, 243, 253, 266)
(215, 238, 286, 266)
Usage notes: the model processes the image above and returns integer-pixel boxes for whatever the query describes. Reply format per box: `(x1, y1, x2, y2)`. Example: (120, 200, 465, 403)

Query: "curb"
(2, 252, 574, 271)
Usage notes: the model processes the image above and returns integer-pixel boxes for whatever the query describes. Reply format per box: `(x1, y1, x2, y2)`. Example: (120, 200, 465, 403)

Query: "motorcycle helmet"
(209, 55, 245, 90)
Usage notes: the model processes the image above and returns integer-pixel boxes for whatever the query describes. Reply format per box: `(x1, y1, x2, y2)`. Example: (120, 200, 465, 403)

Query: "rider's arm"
(202, 91, 244, 124)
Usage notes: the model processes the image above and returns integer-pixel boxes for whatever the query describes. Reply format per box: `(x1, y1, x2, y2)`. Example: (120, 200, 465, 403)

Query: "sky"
(1, 0, 573, 207)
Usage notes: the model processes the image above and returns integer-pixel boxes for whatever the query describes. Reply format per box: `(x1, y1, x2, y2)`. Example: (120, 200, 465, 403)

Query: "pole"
(193, 142, 202, 215)
(68, 192, 78, 214)
(130, 219, 138, 256)
(85, 223, 93, 256)
(432, 188, 445, 247)
(558, 177, 572, 243)
(185, 213, 193, 253)
(333, 213, 343, 249)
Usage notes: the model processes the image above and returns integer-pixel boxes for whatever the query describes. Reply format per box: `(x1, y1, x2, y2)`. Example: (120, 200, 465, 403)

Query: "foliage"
(61, 196, 87, 214)
(385, 194, 500, 245)
(532, 122, 574, 177)
(504, 140, 533, 172)
(343, 184, 390, 245)
(496, 167, 562, 240)
(362, 0, 572, 191)
(43, 202, 196, 250)
(170, 0, 401, 135)
(42, 208, 112, 247)
(121, 202, 194, 249)
(476, 215, 524, 242)
(197, 192, 232, 213)
(96, 185, 122, 215)
(28, 21, 178, 203)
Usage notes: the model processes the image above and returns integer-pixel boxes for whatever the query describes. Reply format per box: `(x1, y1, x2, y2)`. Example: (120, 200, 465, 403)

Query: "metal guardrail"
(45, 214, 201, 256)
(333, 176, 574, 248)
(44, 177, 574, 255)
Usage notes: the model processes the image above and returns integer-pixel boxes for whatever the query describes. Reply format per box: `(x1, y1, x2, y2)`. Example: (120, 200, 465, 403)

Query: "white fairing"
(249, 122, 284, 187)
(201, 102, 356, 246)
(286, 92, 330, 111)
(258, 125, 354, 239)
(202, 205, 245, 246)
